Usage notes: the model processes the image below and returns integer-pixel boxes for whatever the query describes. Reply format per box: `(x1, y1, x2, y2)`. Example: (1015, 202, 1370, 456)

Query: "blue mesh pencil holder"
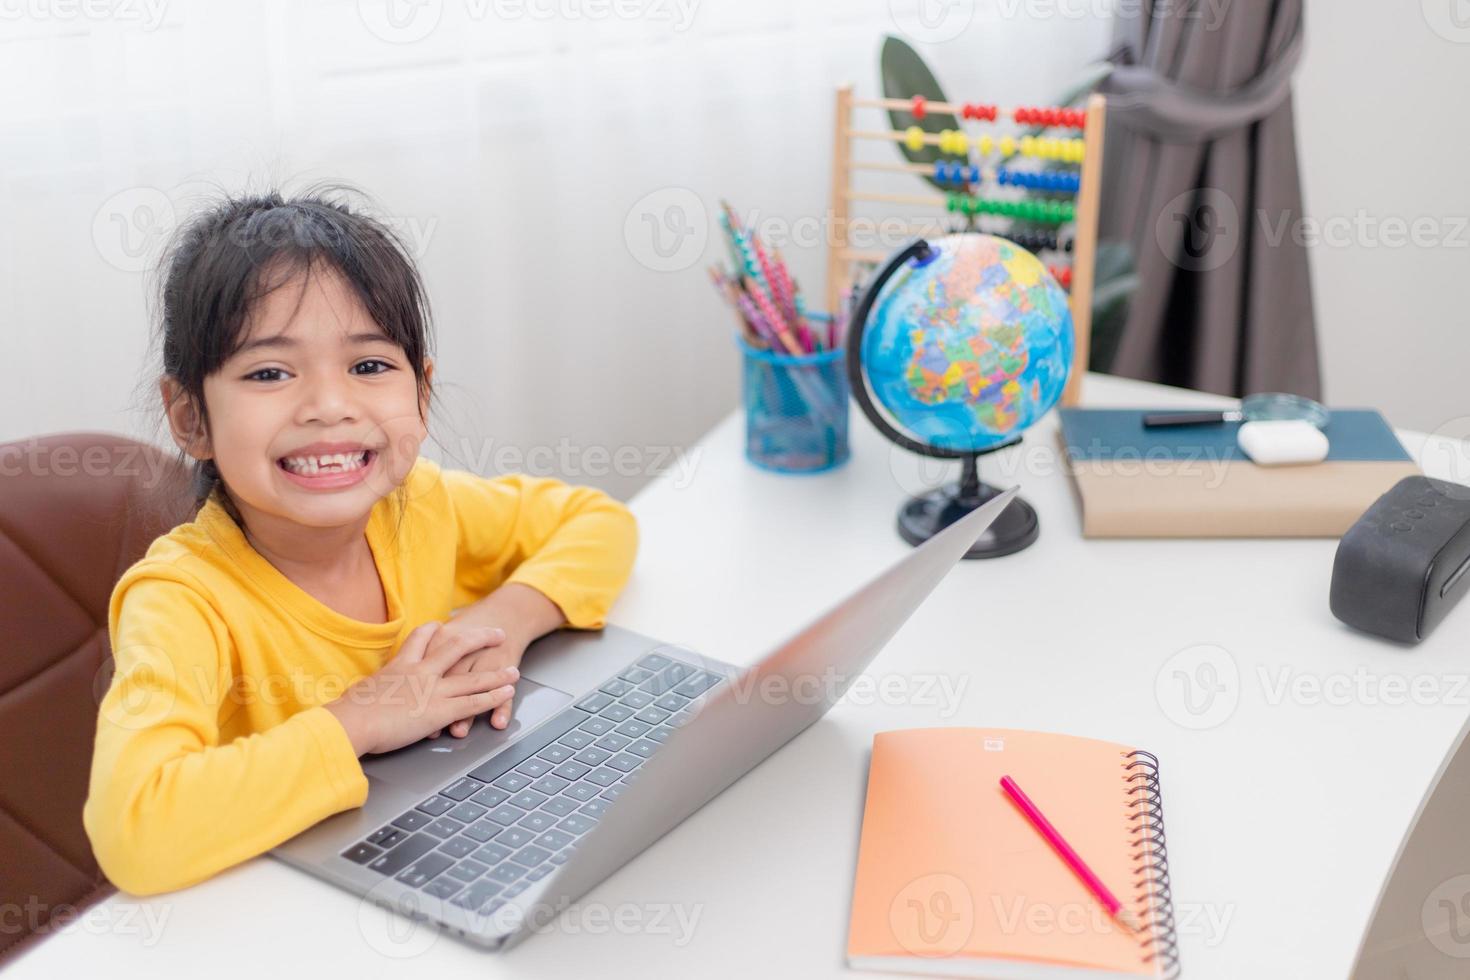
(737, 329, 850, 474)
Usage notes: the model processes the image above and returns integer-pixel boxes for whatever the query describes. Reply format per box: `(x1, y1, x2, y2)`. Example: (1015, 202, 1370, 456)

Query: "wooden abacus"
(827, 88, 1106, 406)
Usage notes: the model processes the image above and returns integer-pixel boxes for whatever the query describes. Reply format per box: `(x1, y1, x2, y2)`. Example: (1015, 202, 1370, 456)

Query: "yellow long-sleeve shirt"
(83, 456, 637, 896)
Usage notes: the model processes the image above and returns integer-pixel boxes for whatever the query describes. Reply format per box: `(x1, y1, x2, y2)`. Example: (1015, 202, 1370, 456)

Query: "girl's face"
(176, 264, 432, 530)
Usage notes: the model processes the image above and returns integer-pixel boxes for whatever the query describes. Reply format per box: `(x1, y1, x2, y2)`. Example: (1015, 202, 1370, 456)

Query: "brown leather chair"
(0, 433, 192, 964)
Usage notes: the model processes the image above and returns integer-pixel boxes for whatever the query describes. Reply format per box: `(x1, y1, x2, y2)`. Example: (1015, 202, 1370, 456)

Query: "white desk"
(13, 374, 1470, 979)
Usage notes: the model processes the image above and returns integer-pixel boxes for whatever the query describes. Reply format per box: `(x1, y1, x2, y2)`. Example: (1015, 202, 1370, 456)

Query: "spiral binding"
(1122, 750, 1181, 979)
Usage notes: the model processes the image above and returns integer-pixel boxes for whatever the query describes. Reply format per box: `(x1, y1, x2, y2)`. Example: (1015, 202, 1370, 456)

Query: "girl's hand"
(324, 621, 518, 756)
(435, 633, 529, 737)
(432, 582, 568, 737)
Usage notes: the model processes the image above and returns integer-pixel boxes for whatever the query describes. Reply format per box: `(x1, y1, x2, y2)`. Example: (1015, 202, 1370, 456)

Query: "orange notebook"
(847, 728, 1178, 979)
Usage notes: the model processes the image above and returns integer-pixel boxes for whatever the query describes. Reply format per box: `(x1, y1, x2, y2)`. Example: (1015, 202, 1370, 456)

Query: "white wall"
(1295, 0, 1470, 438)
(0, 0, 1111, 499)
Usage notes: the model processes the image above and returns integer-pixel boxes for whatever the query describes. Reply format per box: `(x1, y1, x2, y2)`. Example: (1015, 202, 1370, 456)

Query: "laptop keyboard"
(339, 652, 723, 917)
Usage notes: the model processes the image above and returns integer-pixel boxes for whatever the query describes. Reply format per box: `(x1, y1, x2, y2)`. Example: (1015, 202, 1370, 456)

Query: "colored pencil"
(1000, 775, 1143, 934)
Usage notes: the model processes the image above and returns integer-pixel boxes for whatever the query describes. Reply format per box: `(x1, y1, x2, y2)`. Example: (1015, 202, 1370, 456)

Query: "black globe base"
(893, 447, 1038, 559)
(897, 482, 1039, 559)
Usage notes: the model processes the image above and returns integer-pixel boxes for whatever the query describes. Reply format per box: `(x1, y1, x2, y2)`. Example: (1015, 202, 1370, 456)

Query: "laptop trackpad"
(361, 677, 573, 796)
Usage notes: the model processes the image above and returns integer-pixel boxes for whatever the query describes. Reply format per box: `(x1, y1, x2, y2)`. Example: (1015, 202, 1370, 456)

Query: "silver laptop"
(272, 486, 1018, 950)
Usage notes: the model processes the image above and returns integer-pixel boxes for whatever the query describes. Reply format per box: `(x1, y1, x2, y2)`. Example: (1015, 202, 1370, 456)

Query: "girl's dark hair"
(153, 182, 435, 530)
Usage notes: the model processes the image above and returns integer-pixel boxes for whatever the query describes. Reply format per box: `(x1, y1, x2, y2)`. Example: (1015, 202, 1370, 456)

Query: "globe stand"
(896, 447, 1039, 559)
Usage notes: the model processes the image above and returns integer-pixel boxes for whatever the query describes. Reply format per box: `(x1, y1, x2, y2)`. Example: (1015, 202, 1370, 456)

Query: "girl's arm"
(84, 573, 367, 896)
(444, 469, 639, 630)
(433, 469, 639, 734)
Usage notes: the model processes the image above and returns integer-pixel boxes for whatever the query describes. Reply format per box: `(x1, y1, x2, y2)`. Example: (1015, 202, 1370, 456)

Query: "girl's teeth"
(281, 451, 369, 475)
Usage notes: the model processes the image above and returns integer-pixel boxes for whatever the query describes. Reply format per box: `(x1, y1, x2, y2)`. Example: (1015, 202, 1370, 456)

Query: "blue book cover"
(1059, 408, 1412, 463)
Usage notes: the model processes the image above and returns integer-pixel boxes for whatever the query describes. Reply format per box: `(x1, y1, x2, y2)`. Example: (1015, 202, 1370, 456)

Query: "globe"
(845, 232, 1076, 558)
(857, 232, 1074, 453)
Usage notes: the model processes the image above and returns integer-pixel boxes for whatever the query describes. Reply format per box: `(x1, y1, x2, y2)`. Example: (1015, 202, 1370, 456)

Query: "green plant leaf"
(879, 35, 965, 192)
(1085, 240, 1136, 372)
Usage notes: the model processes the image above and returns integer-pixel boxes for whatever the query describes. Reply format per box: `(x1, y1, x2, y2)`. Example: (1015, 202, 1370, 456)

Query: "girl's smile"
(276, 441, 380, 490)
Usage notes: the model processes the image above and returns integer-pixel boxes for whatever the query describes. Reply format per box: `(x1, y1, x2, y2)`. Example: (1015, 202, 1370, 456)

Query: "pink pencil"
(742, 276, 803, 356)
(751, 236, 801, 343)
(767, 245, 801, 334)
(1000, 775, 1142, 933)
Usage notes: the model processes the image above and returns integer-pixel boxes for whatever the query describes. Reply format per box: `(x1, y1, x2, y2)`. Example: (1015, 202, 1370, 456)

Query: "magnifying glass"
(1143, 392, 1330, 429)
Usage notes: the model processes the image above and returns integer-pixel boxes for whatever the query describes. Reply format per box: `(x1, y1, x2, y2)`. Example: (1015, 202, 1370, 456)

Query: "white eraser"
(1237, 419, 1329, 466)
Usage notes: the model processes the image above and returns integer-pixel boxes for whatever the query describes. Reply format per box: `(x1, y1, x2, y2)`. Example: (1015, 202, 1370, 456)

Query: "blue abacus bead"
(966, 165, 980, 183)
(1045, 172, 1060, 191)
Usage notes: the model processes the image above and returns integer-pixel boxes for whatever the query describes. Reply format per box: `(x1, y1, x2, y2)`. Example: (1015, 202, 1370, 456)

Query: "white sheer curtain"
(1, 0, 1110, 498)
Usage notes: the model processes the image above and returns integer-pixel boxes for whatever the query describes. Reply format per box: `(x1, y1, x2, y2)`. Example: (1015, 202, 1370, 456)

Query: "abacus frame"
(827, 87, 1106, 406)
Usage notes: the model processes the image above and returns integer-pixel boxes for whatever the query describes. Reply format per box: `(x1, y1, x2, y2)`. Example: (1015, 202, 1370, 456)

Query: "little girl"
(83, 186, 638, 896)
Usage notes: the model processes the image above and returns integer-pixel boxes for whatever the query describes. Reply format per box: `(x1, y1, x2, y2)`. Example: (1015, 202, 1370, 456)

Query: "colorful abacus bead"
(934, 161, 978, 185)
(905, 126, 926, 152)
(911, 95, 927, 120)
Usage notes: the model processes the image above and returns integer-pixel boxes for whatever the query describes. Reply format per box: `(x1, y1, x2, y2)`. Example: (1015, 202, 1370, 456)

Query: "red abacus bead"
(961, 102, 976, 119)
(911, 95, 926, 120)
(1014, 106, 1030, 124)
(1069, 109, 1085, 128)
(1044, 107, 1061, 127)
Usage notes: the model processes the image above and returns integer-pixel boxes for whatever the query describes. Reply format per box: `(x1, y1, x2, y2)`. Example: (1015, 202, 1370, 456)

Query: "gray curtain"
(1096, 0, 1321, 399)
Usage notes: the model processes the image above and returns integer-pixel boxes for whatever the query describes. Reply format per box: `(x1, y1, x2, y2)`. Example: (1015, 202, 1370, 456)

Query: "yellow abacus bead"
(938, 130, 953, 153)
(952, 131, 969, 153)
(1069, 140, 1085, 162)
(905, 126, 926, 152)
(1043, 138, 1060, 159)
(999, 135, 1016, 157)
(978, 134, 994, 155)
(1021, 135, 1037, 157)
